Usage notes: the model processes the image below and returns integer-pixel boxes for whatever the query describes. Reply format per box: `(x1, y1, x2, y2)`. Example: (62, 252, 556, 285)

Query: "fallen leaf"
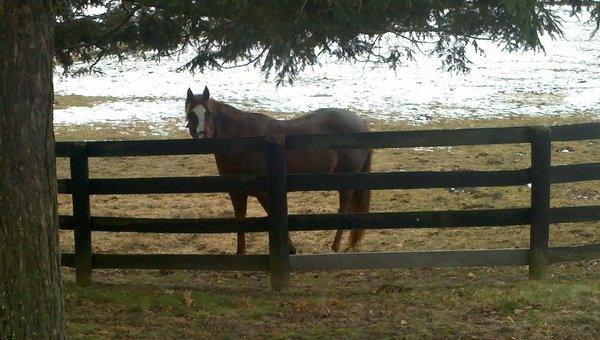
(182, 290, 194, 307)
(159, 269, 174, 276)
(291, 301, 310, 314)
(315, 307, 332, 318)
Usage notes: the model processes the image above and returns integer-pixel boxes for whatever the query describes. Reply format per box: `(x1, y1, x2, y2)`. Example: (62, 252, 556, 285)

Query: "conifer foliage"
(55, 1, 599, 84)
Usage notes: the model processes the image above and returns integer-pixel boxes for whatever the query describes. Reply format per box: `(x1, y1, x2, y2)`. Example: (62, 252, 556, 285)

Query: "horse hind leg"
(344, 151, 371, 252)
(229, 192, 248, 255)
(332, 230, 344, 252)
(332, 190, 353, 252)
(346, 229, 365, 252)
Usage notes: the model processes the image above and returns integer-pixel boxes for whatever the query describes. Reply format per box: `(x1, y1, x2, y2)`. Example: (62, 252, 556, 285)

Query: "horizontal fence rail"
(284, 126, 532, 150)
(59, 215, 270, 233)
(547, 205, 600, 223)
(289, 249, 531, 272)
(56, 137, 267, 157)
(55, 122, 600, 158)
(61, 253, 270, 271)
(56, 164, 600, 195)
(547, 244, 600, 264)
(548, 122, 600, 141)
(288, 245, 600, 272)
(550, 163, 600, 183)
(284, 122, 600, 151)
(58, 176, 266, 195)
(287, 169, 531, 191)
(58, 206, 600, 233)
(288, 208, 532, 231)
(55, 122, 600, 290)
(61, 246, 598, 272)
(58, 175, 268, 194)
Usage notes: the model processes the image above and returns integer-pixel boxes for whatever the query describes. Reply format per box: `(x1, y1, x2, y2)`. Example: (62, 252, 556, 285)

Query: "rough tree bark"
(0, 1, 66, 338)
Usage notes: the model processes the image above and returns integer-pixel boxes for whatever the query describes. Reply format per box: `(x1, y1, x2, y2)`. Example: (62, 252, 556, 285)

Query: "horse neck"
(210, 100, 268, 137)
(211, 100, 244, 116)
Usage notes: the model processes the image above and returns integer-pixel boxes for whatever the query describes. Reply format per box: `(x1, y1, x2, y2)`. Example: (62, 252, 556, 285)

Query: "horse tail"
(348, 150, 372, 250)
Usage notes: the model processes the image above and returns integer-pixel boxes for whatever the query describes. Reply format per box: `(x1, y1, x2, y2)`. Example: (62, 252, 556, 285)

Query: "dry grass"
(55, 111, 599, 339)
(54, 94, 119, 109)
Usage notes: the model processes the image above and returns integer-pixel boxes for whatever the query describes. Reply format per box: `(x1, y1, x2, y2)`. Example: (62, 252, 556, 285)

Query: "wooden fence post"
(70, 143, 93, 286)
(529, 126, 551, 279)
(265, 135, 290, 290)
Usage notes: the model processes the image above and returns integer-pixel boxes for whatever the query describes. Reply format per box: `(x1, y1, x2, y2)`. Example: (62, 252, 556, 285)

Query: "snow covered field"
(54, 10, 599, 129)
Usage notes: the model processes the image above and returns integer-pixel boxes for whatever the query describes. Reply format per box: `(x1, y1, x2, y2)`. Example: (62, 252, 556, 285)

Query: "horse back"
(270, 108, 369, 135)
(215, 108, 370, 177)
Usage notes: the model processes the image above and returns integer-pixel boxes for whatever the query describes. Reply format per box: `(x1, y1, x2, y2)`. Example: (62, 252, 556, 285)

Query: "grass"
(62, 265, 599, 339)
(54, 94, 120, 109)
(54, 100, 599, 339)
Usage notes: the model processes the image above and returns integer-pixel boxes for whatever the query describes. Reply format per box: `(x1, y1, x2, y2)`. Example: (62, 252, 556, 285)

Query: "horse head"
(185, 86, 215, 138)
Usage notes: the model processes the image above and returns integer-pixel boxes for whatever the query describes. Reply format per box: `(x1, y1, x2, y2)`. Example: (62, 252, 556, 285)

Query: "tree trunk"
(0, 1, 66, 339)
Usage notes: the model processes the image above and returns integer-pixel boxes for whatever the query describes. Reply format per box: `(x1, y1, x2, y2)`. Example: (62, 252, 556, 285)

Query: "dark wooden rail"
(289, 249, 530, 272)
(287, 169, 530, 191)
(284, 126, 532, 150)
(56, 122, 600, 289)
(56, 137, 267, 157)
(60, 253, 269, 271)
(58, 215, 270, 233)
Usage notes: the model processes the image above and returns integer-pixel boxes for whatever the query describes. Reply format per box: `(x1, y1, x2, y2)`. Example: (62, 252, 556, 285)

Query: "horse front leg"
(256, 194, 297, 254)
(332, 230, 344, 252)
(229, 192, 248, 255)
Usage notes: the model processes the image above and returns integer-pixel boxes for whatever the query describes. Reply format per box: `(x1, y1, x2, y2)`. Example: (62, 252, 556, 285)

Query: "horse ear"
(203, 86, 210, 101)
(187, 88, 193, 102)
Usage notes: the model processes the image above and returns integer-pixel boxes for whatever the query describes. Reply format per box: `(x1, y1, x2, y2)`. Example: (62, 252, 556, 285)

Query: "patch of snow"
(54, 8, 600, 128)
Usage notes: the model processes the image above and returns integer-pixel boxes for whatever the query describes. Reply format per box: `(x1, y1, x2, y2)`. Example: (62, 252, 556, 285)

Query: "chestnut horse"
(185, 87, 371, 254)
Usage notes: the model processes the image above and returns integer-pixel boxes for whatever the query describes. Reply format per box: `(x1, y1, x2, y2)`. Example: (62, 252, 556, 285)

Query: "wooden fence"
(56, 123, 600, 290)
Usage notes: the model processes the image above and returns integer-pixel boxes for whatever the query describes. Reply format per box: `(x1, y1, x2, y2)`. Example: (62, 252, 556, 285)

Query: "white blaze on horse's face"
(193, 104, 206, 138)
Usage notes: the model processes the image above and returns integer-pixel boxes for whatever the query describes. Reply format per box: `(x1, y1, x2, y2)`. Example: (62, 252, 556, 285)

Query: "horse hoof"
(289, 247, 297, 255)
(331, 244, 340, 252)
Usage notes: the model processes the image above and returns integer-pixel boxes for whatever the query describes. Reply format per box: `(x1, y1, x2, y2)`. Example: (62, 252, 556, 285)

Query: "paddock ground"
(55, 110, 599, 339)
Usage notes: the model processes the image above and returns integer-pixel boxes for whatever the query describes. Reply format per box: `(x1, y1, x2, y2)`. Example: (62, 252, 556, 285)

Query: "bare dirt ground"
(55, 110, 599, 339)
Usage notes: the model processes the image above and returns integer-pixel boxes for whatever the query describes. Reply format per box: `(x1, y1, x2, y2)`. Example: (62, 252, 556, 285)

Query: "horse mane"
(211, 99, 275, 123)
